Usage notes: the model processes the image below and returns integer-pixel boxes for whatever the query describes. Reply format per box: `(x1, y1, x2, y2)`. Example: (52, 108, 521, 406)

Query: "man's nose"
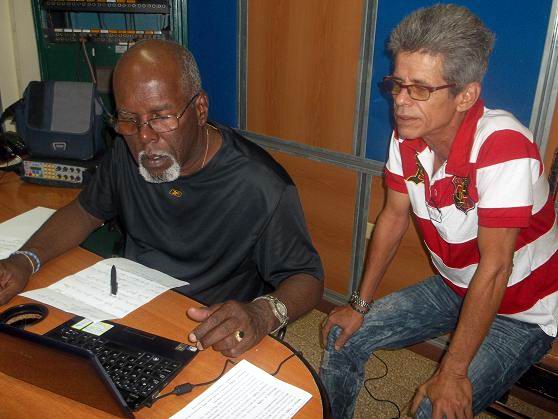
(137, 122, 158, 144)
(394, 87, 413, 106)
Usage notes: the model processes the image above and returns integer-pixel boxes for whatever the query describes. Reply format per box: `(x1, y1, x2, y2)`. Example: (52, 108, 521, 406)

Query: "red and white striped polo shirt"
(385, 99, 558, 336)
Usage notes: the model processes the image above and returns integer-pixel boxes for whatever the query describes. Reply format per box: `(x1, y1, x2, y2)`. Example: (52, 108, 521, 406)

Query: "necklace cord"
(201, 125, 210, 169)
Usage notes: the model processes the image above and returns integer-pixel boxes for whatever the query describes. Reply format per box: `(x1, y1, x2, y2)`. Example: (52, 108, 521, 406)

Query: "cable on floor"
(363, 353, 401, 419)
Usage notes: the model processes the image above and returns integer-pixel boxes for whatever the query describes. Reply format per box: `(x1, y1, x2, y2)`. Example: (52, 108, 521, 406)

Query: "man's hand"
(321, 305, 364, 350)
(411, 368, 473, 419)
(187, 300, 274, 357)
(0, 256, 34, 305)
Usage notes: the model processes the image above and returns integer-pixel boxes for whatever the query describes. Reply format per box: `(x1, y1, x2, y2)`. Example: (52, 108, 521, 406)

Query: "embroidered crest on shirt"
(452, 176, 475, 213)
(406, 154, 425, 185)
(169, 188, 183, 198)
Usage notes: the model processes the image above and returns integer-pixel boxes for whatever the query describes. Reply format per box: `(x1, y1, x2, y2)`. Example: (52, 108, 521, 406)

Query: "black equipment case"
(15, 81, 105, 160)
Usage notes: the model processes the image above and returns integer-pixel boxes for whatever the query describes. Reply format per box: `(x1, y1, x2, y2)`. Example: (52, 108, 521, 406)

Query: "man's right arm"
(321, 188, 411, 349)
(0, 199, 104, 304)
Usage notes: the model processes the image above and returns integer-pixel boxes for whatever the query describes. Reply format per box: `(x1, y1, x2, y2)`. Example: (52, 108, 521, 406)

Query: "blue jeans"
(320, 276, 555, 419)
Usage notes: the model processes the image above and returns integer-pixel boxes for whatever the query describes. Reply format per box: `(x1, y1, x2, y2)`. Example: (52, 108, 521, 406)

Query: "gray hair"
(178, 47, 202, 97)
(388, 4, 495, 92)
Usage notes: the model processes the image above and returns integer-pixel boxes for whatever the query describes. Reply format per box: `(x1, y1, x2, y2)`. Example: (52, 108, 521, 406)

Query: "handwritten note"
(170, 360, 311, 419)
(21, 258, 187, 321)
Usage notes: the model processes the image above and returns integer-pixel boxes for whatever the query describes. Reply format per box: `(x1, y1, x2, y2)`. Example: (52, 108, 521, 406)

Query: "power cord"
(363, 353, 401, 419)
(270, 353, 296, 376)
(146, 353, 297, 408)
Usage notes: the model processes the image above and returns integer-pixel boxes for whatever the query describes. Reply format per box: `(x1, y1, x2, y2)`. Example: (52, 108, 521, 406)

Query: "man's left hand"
(411, 368, 473, 419)
(187, 300, 272, 357)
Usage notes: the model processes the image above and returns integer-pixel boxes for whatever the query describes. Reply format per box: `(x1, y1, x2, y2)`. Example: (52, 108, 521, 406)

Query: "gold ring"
(234, 330, 244, 342)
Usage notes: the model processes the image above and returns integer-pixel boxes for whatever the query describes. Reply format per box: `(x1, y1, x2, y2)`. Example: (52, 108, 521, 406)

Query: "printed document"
(170, 359, 311, 419)
(0, 207, 55, 259)
(21, 258, 186, 321)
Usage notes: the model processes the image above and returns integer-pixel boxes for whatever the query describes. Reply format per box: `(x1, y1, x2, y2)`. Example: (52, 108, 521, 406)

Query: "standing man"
(321, 4, 558, 418)
(0, 40, 324, 358)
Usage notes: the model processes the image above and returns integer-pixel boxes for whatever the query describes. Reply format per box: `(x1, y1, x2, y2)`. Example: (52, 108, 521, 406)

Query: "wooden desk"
(0, 172, 328, 418)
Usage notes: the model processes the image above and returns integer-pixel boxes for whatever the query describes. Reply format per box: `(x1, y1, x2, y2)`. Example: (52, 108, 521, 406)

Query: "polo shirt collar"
(444, 98, 485, 177)
(396, 128, 429, 154)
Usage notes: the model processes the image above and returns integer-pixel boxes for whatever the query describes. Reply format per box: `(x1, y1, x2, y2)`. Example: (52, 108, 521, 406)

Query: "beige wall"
(0, 0, 40, 125)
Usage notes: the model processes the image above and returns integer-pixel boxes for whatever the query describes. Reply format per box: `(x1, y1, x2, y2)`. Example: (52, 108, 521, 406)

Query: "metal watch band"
(253, 295, 289, 335)
(349, 302, 369, 315)
(349, 291, 372, 310)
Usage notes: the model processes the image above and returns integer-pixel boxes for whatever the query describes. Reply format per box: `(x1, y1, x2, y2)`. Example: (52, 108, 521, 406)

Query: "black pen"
(110, 265, 118, 296)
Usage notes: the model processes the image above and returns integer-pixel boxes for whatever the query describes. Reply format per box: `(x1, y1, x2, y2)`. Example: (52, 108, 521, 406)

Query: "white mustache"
(139, 151, 172, 161)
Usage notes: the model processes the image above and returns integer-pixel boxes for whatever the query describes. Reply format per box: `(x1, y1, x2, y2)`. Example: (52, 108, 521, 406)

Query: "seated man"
(0, 40, 324, 357)
(321, 4, 558, 418)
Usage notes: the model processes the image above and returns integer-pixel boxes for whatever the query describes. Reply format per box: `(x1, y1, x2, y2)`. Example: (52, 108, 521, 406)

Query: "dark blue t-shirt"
(79, 123, 323, 305)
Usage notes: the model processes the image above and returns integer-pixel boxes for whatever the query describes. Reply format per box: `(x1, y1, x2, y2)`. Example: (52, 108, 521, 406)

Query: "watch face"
(268, 296, 287, 320)
(276, 303, 287, 317)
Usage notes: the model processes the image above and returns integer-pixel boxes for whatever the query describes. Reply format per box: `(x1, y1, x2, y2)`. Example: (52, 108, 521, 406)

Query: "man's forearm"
(17, 199, 104, 266)
(440, 227, 517, 376)
(358, 209, 409, 301)
(440, 264, 510, 375)
(254, 274, 323, 333)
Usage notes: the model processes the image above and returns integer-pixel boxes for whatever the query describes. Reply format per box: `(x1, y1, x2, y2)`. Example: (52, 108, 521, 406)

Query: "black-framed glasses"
(381, 76, 455, 101)
(113, 92, 200, 135)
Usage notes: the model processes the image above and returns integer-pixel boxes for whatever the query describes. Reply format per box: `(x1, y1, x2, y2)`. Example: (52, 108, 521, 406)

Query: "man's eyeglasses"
(113, 92, 200, 135)
(381, 76, 455, 101)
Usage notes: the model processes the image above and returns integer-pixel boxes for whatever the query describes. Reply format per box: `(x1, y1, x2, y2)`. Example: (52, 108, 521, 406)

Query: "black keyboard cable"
(147, 353, 297, 408)
(363, 353, 401, 419)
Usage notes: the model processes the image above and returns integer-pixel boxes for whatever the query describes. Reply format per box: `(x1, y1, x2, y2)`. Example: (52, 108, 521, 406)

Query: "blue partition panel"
(366, 0, 552, 162)
(187, 1, 237, 127)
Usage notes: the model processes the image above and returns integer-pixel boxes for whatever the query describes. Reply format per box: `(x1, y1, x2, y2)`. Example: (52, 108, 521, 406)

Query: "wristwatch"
(349, 291, 373, 315)
(253, 295, 289, 335)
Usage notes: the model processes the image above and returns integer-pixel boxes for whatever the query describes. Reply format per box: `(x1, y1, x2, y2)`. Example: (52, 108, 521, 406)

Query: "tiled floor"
(284, 310, 556, 419)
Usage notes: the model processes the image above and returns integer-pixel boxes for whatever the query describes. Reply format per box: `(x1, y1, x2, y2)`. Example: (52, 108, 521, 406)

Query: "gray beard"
(138, 151, 181, 183)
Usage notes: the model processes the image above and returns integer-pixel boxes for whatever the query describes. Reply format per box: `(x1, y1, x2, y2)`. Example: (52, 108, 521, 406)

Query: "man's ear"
(456, 82, 481, 112)
(195, 91, 209, 126)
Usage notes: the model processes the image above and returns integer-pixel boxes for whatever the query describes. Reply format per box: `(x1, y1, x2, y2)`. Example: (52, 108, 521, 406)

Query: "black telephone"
(0, 131, 26, 162)
(0, 99, 27, 163)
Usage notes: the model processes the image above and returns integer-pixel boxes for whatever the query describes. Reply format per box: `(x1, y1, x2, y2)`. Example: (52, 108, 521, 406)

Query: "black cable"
(99, 13, 107, 30)
(363, 353, 401, 419)
(75, 41, 81, 81)
(147, 353, 297, 408)
(68, 13, 74, 31)
(270, 353, 296, 376)
(80, 38, 97, 85)
(147, 359, 237, 407)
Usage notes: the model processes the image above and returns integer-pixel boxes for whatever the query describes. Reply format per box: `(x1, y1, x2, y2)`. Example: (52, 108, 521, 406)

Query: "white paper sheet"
(0, 207, 55, 259)
(0, 236, 24, 260)
(21, 257, 187, 321)
(170, 359, 312, 419)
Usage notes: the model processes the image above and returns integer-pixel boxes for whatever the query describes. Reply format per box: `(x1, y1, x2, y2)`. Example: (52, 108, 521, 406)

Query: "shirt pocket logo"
(169, 188, 183, 198)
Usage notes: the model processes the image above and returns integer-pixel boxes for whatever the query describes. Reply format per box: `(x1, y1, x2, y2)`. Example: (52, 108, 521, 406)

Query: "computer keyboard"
(48, 325, 182, 409)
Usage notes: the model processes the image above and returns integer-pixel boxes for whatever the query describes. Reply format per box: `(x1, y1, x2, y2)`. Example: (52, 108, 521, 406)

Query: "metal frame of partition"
(235, 0, 558, 305)
(531, 0, 558, 156)
(237, 0, 248, 131)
